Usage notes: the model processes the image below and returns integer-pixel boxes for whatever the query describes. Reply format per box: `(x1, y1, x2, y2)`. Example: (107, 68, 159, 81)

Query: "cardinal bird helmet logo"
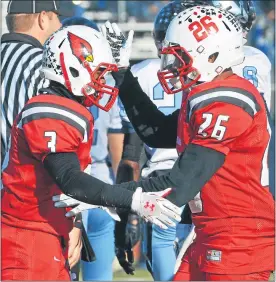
(68, 32, 94, 64)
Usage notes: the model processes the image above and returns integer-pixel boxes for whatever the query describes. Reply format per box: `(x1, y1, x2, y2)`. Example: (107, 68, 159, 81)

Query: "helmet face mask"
(158, 45, 200, 94)
(81, 63, 118, 110)
(41, 26, 118, 112)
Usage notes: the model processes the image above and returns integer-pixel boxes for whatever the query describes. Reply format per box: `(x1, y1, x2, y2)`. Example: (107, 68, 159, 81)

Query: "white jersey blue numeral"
(89, 99, 123, 163)
(90, 106, 99, 146)
(153, 82, 182, 115)
(243, 66, 258, 88)
(232, 45, 271, 111)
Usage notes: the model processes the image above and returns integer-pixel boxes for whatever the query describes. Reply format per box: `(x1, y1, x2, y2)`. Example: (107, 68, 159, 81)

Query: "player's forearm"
(108, 133, 124, 175)
(114, 144, 226, 207)
(118, 69, 178, 148)
(163, 143, 226, 206)
(116, 160, 140, 183)
(116, 132, 143, 183)
(44, 152, 134, 208)
(61, 171, 134, 208)
(44, 144, 224, 209)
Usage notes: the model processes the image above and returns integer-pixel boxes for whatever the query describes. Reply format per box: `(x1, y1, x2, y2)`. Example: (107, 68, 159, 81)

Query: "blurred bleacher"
(69, 1, 170, 60)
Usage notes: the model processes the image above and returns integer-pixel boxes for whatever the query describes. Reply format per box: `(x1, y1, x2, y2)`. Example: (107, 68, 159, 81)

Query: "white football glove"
(52, 194, 121, 221)
(131, 187, 181, 229)
(100, 21, 134, 68)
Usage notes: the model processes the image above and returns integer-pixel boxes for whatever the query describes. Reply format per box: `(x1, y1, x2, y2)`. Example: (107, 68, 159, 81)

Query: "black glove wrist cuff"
(74, 215, 83, 229)
(73, 220, 83, 229)
(112, 67, 130, 88)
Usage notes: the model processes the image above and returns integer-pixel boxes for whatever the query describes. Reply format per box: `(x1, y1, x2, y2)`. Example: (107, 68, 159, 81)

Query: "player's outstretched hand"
(131, 188, 181, 229)
(52, 194, 120, 221)
(100, 21, 134, 68)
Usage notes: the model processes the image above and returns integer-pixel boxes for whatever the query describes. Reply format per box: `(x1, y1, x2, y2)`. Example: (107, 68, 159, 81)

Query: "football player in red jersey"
(159, 9, 274, 281)
(87, 5, 274, 281)
(1, 25, 182, 281)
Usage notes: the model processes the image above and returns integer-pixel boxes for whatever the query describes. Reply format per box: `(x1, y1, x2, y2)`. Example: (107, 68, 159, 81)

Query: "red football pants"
(1, 223, 70, 281)
(174, 245, 271, 281)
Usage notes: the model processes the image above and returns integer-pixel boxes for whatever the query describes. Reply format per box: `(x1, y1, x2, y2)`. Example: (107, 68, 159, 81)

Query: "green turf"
(114, 268, 153, 281)
(269, 271, 275, 281)
(80, 266, 275, 281)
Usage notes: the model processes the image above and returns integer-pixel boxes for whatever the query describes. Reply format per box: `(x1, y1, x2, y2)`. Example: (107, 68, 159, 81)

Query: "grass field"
(79, 267, 274, 281)
(114, 268, 152, 281)
(79, 264, 153, 281)
(114, 269, 275, 281)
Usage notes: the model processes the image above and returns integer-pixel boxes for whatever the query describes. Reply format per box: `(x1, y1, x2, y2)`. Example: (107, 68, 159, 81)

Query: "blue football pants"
(142, 211, 192, 281)
(81, 162, 115, 281)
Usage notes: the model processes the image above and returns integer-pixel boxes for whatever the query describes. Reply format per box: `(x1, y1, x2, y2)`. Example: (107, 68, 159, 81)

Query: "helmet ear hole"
(208, 52, 219, 63)
(69, 67, 79, 78)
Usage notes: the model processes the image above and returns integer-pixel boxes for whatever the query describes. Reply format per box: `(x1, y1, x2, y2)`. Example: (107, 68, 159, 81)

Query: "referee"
(1, 0, 61, 166)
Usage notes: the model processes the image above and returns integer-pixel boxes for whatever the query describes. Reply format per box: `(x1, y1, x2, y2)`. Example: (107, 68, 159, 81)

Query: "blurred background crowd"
(1, 0, 275, 117)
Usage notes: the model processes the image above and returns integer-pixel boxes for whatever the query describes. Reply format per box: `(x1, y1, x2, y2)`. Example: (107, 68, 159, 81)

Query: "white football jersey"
(232, 46, 272, 111)
(90, 98, 123, 163)
(130, 59, 183, 177)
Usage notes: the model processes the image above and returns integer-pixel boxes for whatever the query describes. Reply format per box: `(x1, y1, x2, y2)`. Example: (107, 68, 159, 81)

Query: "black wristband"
(112, 67, 129, 88)
(73, 219, 83, 229)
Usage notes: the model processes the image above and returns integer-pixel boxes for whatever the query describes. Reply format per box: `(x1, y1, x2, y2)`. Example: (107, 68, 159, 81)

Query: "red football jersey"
(176, 75, 275, 274)
(1, 94, 93, 239)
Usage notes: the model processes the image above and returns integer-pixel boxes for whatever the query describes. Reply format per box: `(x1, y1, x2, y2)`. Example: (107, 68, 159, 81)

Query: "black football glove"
(115, 212, 141, 275)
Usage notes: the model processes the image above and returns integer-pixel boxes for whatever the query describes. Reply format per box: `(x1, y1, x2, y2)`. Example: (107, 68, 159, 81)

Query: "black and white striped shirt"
(1, 33, 45, 165)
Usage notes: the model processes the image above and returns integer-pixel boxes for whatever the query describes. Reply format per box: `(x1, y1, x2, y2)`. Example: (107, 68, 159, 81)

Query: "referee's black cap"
(7, 0, 66, 16)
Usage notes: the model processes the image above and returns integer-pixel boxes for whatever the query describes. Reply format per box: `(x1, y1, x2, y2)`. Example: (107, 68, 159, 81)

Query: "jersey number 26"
(198, 113, 229, 140)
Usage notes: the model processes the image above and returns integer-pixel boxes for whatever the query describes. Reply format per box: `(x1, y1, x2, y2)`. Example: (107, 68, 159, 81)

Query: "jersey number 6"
(188, 16, 219, 42)
(44, 131, 57, 153)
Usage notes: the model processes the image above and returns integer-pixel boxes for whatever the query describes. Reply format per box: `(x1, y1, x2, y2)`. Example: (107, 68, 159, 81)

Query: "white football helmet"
(40, 26, 118, 111)
(158, 5, 245, 94)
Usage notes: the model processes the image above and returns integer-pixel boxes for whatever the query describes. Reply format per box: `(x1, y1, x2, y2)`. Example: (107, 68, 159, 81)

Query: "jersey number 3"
(198, 113, 229, 140)
(44, 131, 57, 153)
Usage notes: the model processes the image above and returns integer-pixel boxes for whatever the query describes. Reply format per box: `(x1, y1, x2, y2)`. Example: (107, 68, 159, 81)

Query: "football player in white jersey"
(211, 1, 274, 198)
(116, 0, 273, 280)
(212, 1, 272, 111)
(81, 99, 125, 281)
(117, 2, 206, 281)
(62, 17, 125, 281)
